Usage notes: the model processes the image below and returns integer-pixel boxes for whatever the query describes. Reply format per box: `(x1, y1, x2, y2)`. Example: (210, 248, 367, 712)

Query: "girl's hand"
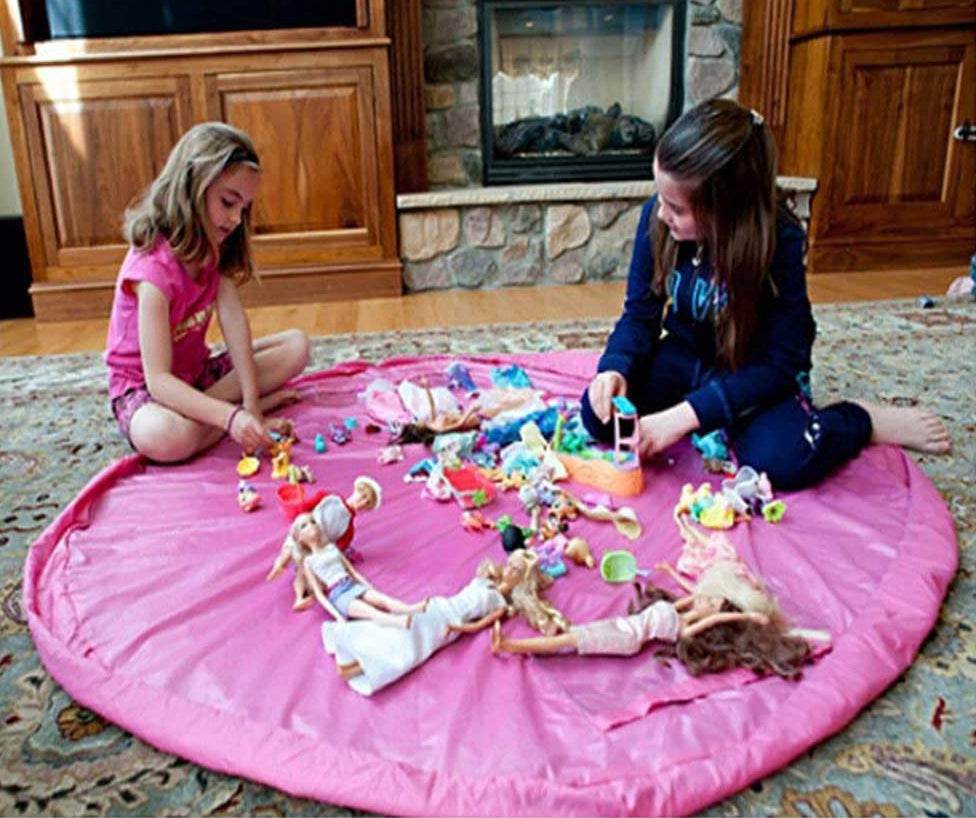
(230, 407, 273, 452)
(637, 402, 700, 459)
(587, 371, 627, 424)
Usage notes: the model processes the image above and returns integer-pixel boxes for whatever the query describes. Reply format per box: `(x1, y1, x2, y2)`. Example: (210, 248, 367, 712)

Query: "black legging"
(580, 343, 872, 491)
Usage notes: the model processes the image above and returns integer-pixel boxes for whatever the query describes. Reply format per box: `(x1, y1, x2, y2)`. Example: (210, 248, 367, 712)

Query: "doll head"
(675, 615, 810, 679)
(349, 476, 382, 512)
(289, 512, 323, 553)
(478, 550, 568, 637)
(694, 560, 780, 619)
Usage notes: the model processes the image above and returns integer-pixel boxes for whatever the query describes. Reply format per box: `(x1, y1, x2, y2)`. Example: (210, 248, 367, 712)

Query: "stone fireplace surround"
(400, 0, 816, 292)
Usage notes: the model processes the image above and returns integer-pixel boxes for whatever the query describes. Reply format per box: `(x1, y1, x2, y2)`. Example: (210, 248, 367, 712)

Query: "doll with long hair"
(276, 512, 424, 627)
(322, 548, 570, 696)
(491, 566, 813, 680)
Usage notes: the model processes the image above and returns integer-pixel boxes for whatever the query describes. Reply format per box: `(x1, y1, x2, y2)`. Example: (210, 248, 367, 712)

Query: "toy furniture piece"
(23, 353, 959, 816)
(442, 462, 496, 509)
(612, 395, 640, 468)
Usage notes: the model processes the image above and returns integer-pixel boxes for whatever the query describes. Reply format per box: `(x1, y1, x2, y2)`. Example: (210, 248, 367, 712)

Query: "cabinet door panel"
(19, 75, 191, 269)
(208, 62, 390, 267)
(826, 31, 974, 238)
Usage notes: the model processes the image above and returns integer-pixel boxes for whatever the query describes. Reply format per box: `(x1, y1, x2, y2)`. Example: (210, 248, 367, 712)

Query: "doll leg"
(292, 574, 314, 610)
(345, 598, 411, 628)
(490, 621, 578, 654)
(360, 589, 427, 614)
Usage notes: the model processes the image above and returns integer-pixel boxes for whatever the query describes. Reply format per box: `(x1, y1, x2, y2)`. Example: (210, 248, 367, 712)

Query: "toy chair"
(612, 395, 640, 469)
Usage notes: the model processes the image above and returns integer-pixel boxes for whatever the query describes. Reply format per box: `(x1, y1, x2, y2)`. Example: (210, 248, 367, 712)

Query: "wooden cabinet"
(0, 1, 401, 320)
(742, 0, 975, 273)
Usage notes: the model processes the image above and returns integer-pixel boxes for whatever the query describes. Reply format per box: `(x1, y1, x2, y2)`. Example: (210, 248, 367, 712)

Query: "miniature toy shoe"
(236, 455, 260, 477)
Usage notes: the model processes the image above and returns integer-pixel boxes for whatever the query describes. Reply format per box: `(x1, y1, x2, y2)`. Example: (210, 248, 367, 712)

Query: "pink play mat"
(24, 352, 957, 816)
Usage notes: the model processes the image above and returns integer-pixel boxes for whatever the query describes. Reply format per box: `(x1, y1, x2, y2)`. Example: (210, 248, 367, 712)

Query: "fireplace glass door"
(480, 0, 684, 185)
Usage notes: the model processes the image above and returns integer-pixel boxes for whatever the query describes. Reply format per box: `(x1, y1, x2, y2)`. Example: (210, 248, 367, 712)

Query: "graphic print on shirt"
(172, 302, 215, 343)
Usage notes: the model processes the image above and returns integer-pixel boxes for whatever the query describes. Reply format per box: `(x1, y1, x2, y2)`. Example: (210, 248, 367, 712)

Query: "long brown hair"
(123, 122, 260, 283)
(651, 100, 800, 368)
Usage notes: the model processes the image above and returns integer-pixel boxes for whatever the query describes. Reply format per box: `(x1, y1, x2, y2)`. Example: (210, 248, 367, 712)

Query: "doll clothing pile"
(24, 352, 957, 816)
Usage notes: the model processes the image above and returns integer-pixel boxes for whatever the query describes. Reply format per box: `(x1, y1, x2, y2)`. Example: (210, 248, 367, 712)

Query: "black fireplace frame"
(479, 0, 686, 185)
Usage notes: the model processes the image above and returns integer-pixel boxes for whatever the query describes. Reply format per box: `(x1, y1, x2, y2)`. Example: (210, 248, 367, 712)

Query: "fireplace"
(478, 0, 685, 185)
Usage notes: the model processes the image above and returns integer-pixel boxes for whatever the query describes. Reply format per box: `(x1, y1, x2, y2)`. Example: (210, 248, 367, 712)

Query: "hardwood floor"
(0, 266, 963, 357)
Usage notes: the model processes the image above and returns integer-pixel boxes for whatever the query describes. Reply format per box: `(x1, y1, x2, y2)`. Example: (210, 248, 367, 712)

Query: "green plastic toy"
(599, 550, 650, 583)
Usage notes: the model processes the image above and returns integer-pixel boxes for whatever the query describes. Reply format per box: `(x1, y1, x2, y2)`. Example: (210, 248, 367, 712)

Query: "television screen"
(41, 0, 358, 39)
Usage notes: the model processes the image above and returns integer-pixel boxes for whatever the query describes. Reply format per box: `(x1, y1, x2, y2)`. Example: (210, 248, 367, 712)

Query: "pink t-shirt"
(105, 241, 220, 401)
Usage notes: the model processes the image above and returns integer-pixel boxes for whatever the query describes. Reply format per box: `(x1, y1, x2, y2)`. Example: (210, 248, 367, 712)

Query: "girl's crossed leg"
(129, 329, 309, 462)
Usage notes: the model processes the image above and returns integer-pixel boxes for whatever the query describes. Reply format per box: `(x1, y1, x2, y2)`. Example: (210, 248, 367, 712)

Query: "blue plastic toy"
(314, 434, 326, 453)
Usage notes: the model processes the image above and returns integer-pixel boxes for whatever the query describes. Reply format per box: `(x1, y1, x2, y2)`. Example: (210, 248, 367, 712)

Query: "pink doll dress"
(321, 576, 506, 696)
(572, 600, 681, 656)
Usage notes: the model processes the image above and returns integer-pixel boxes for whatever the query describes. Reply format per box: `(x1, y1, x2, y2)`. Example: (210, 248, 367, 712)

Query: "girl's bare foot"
(260, 388, 302, 414)
(856, 401, 951, 454)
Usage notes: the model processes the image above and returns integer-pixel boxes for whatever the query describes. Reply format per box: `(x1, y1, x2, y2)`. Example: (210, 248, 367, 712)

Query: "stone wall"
(423, 0, 743, 189)
(398, 178, 814, 291)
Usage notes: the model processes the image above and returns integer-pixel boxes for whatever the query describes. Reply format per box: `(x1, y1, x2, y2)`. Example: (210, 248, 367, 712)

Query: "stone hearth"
(397, 177, 816, 291)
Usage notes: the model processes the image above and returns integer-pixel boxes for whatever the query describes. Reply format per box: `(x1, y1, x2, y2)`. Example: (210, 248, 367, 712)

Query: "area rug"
(1, 299, 973, 816)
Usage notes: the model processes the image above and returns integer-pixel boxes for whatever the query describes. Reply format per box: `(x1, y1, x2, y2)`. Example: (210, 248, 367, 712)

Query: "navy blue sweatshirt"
(597, 196, 816, 432)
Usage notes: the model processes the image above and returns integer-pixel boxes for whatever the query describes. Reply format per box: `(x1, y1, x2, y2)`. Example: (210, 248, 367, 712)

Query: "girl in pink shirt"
(105, 122, 309, 462)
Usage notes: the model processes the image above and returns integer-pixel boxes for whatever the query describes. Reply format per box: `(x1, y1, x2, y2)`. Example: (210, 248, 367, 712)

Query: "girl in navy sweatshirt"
(583, 99, 949, 490)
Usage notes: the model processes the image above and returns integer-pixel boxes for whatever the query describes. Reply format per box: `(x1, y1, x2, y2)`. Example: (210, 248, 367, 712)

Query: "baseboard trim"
(29, 261, 403, 322)
(809, 237, 973, 273)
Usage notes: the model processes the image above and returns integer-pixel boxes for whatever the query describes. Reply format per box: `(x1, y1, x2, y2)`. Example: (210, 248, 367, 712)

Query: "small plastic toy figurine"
(237, 480, 261, 512)
(314, 434, 326, 453)
(565, 537, 595, 568)
(269, 512, 424, 625)
(491, 576, 812, 679)
(322, 548, 567, 696)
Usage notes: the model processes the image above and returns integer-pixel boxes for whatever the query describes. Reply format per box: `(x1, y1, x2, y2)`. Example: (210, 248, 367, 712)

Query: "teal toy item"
(599, 550, 650, 583)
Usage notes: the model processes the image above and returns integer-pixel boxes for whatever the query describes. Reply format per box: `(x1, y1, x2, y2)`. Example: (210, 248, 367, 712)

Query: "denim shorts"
(111, 351, 233, 446)
(327, 577, 368, 617)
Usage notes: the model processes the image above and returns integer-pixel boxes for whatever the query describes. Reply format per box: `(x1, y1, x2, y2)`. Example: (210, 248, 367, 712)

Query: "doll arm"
(303, 562, 346, 621)
(681, 610, 768, 639)
(266, 540, 293, 582)
(447, 606, 507, 635)
(342, 553, 375, 590)
(655, 561, 696, 594)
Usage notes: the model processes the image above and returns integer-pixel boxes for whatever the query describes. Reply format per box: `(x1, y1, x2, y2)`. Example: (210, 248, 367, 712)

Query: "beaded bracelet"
(225, 405, 243, 436)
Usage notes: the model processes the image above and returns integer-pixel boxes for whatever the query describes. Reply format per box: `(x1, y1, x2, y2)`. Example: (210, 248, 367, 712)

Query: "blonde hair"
(353, 476, 382, 511)
(651, 99, 801, 368)
(123, 122, 260, 283)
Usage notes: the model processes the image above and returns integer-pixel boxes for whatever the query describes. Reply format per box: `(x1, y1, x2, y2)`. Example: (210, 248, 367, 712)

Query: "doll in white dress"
(322, 549, 567, 695)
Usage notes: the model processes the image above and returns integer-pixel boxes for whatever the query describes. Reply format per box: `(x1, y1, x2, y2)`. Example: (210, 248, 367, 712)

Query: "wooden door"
(812, 28, 974, 269)
(204, 50, 397, 273)
(17, 71, 192, 279)
(793, 0, 976, 35)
